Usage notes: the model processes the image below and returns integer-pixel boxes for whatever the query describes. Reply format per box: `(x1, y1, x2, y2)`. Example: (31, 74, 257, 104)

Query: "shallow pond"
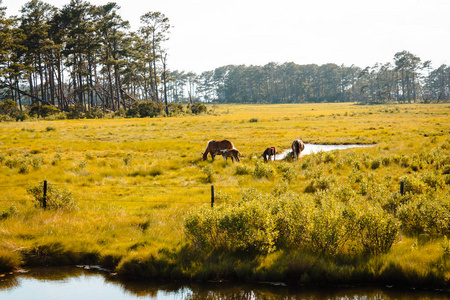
(274, 143, 373, 160)
(1, 267, 449, 300)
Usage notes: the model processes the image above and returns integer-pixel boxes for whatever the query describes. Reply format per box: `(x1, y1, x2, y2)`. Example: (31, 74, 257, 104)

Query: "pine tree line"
(191, 54, 449, 104)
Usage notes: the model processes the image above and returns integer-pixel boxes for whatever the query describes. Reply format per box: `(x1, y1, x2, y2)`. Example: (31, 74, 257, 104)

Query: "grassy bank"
(1, 103, 450, 287)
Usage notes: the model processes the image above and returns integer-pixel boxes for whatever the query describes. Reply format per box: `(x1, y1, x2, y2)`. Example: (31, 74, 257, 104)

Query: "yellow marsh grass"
(0, 103, 449, 271)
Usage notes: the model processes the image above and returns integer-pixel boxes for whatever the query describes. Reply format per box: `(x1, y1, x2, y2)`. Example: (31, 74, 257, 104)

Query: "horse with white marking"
(262, 146, 277, 162)
(221, 148, 241, 162)
(291, 139, 305, 161)
(202, 139, 235, 161)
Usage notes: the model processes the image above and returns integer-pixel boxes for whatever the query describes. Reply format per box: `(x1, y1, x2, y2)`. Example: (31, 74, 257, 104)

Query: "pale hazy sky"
(3, 0, 450, 74)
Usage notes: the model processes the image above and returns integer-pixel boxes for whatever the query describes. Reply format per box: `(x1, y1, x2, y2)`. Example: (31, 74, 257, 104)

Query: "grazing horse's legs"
(292, 141, 298, 161)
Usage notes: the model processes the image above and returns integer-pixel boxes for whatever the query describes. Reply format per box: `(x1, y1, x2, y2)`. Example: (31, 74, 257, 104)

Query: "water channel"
(274, 143, 374, 160)
(1, 267, 449, 300)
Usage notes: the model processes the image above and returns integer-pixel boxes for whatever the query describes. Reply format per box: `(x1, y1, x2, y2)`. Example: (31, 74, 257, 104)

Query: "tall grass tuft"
(0, 249, 22, 272)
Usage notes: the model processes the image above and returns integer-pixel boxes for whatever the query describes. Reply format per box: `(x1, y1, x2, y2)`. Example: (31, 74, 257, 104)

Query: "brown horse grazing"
(202, 139, 235, 161)
(291, 139, 305, 161)
(221, 149, 241, 162)
(262, 147, 277, 162)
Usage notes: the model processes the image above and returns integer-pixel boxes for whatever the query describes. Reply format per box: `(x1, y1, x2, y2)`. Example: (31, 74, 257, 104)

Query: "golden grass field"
(0, 103, 449, 285)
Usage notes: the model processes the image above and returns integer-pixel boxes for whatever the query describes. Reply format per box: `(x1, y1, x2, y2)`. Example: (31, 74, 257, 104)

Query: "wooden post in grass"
(211, 185, 214, 208)
(400, 181, 405, 196)
(43, 180, 48, 209)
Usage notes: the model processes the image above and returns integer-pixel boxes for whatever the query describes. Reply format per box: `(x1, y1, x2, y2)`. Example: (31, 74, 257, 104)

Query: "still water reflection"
(274, 143, 373, 160)
(1, 267, 449, 300)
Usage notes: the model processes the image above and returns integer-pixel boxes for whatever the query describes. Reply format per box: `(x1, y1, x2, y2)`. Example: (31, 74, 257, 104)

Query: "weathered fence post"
(400, 181, 404, 196)
(43, 180, 48, 209)
(211, 185, 214, 208)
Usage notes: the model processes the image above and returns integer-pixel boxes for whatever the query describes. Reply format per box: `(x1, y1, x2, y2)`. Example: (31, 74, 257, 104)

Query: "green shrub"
(253, 160, 275, 179)
(149, 166, 163, 177)
(29, 104, 61, 118)
(270, 194, 314, 249)
(235, 164, 251, 175)
(184, 199, 277, 253)
(371, 158, 381, 170)
(27, 181, 76, 210)
(421, 172, 445, 190)
(304, 175, 335, 193)
(66, 104, 85, 119)
(52, 153, 62, 166)
(123, 153, 133, 165)
(323, 152, 336, 163)
(356, 204, 399, 254)
(0, 100, 21, 120)
(189, 102, 207, 115)
(442, 165, 450, 175)
(185, 188, 400, 257)
(139, 101, 164, 117)
(401, 175, 427, 194)
(398, 193, 450, 235)
(5, 156, 43, 174)
(381, 156, 391, 166)
(307, 195, 354, 256)
(85, 107, 103, 119)
(202, 165, 214, 183)
(126, 101, 164, 118)
(277, 163, 296, 182)
(167, 103, 184, 116)
(0, 205, 18, 220)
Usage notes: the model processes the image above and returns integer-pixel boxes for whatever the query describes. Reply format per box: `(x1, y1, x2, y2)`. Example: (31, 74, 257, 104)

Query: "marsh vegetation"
(1, 103, 449, 288)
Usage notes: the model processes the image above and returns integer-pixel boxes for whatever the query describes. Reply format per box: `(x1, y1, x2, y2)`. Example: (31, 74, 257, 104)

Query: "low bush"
(85, 107, 103, 119)
(371, 158, 381, 169)
(277, 163, 296, 182)
(185, 199, 277, 253)
(355, 204, 399, 254)
(400, 175, 427, 194)
(189, 102, 207, 115)
(126, 101, 164, 118)
(202, 165, 214, 183)
(304, 175, 335, 193)
(27, 181, 76, 210)
(29, 104, 61, 118)
(0, 100, 24, 121)
(253, 160, 275, 179)
(0, 205, 18, 220)
(234, 164, 251, 175)
(185, 189, 400, 257)
(397, 192, 450, 235)
(167, 103, 184, 116)
(5, 156, 43, 174)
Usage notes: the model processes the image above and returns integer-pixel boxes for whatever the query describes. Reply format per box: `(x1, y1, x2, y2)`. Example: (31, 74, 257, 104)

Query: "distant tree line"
(0, 0, 449, 121)
(192, 53, 449, 104)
